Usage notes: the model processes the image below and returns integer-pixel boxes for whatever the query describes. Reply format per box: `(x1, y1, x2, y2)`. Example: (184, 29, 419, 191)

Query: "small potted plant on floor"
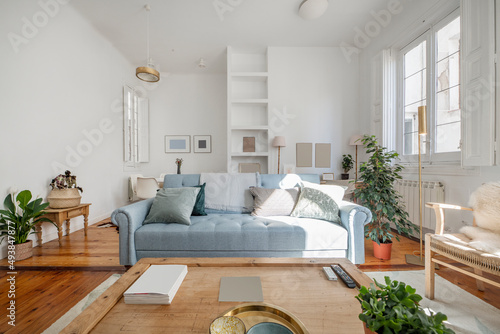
(356, 277, 454, 334)
(341, 154, 354, 180)
(354, 135, 417, 260)
(0, 190, 56, 260)
(47, 170, 83, 208)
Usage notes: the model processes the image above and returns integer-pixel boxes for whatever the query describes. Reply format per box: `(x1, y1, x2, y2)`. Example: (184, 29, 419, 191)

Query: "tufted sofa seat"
(112, 174, 372, 266)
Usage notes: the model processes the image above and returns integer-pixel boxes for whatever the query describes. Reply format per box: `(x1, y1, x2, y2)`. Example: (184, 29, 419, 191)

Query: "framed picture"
(322, 173, 334, 181)
(165, 135, 190, 153)
(194, 135, 212, 153)
(239, 163, 261, 173)
(243, 137, 255, 152)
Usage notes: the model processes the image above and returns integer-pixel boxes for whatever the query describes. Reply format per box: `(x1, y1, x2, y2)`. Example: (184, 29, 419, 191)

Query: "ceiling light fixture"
(298, 0, 329, 20)
(136, 4, 160, 82)
(198, 58, 206, 68)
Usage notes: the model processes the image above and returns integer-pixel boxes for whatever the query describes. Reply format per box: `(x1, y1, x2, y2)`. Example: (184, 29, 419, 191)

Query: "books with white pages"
(123, 265, 188, 304)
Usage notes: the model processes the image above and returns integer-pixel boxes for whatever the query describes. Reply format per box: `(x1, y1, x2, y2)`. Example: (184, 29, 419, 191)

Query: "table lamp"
(272, 136, 286, 174)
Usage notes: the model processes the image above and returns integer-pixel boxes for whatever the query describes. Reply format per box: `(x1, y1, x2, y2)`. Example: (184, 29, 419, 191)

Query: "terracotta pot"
(363, 324, 377, 334)
(47, 188, 81, 208)
(373, 240, 392, 260)
(14, 240, 33, 261)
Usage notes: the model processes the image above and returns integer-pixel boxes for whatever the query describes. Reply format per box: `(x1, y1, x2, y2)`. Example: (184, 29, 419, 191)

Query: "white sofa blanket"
(200, 173, 259, 212)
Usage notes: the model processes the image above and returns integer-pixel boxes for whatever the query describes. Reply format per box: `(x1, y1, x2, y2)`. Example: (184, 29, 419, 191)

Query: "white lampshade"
(298, 0, 329, 20)
(272, 136, 286, 147)
(349, 134, 363, 146)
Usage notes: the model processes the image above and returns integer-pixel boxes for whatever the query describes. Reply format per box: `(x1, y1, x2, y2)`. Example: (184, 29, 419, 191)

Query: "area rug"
(365, 270, 500, 334)
(42, 274, 121, 334)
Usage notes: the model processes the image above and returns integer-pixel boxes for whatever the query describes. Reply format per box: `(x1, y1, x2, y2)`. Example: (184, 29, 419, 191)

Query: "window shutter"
(460, 0, 496, 166)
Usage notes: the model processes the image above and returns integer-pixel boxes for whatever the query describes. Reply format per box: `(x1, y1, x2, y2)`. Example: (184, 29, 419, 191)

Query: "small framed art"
(194, 135, 212, 153)
(165, 135, 190, 153)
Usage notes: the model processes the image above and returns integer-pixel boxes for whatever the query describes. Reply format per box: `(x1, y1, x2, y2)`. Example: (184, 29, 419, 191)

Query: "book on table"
(123, 265, 188, 304)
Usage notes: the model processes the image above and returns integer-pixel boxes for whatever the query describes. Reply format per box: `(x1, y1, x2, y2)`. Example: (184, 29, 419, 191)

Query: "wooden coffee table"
(61, 258, 373, 334)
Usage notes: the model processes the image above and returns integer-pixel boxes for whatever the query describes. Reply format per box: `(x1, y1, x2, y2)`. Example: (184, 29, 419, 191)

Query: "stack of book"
(123, 265, 188, 304)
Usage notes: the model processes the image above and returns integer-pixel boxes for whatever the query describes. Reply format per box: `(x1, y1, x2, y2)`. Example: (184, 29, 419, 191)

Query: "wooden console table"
(36, 203, 91, 246)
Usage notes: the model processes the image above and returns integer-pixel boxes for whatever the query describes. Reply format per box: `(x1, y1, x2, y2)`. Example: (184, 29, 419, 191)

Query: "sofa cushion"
(144, 187, 200, 226)
(135, 214, 348, 252)
(291, 187, 341, 224)
(192, 183, 207, 216)
(249, 187, 300, 216)
(300, 181, 346, 204)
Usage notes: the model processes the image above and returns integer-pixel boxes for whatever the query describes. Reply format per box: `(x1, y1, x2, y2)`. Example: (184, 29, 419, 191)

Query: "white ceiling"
(70, 0, 403, 73)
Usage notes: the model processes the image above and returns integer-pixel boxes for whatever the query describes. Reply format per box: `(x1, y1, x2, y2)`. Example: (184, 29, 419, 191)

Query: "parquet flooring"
(0, 218, 498, 334)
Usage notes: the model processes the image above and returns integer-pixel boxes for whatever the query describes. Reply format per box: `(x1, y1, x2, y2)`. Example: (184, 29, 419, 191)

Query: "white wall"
(268, 47, 360, 178)
(357, 0, 500, 233)
(0, 1, 137, 258)
(137, 73, 227, 177)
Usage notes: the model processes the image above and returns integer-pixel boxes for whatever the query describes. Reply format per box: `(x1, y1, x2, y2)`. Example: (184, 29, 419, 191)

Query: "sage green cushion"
(290, 187, 341, 224)
(192, 183, 207, 216)
(144, 187, 200, 226)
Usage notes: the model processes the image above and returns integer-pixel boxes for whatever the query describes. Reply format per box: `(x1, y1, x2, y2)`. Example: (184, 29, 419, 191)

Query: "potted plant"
(356, 277, 454, 334)
(341, 154, 354, 180)
(0, 190, 56, 261)
(47, 170, 83, 208)
(354, 135, 417, 259)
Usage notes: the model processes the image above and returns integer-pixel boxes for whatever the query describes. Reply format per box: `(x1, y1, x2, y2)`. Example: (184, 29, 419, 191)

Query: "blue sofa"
(111, 174, 372, 266)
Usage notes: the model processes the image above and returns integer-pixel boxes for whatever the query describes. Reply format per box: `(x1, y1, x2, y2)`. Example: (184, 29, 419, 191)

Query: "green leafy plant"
(0, 190, 56, 244)
(342, 154, 354, 173)
(356, 277, 454, 334)
(354, 135, 417, 244)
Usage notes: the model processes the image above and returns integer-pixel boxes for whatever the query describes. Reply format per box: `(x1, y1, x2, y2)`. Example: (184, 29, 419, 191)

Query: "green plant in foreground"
(356, 277, 455, 334)
(0, 190, 56, 244)
(354, 135, 418, 244)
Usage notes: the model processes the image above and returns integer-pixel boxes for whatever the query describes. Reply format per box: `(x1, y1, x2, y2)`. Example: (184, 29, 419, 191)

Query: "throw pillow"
(290, 187, 341, 224)
(301, 181, 347, 204)
(192, 183, 207, 216)
(249, 187, 300, 216)
(144, 187, 200, 226)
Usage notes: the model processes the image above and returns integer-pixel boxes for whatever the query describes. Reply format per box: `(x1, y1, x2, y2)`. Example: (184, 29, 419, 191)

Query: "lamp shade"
(298, 0, 329, 20)
(272, 136, 286, 147)
(349, 134, 363, 146)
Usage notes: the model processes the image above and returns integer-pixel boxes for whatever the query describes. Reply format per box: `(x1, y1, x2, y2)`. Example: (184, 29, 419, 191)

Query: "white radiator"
(394, 180, 445, 234)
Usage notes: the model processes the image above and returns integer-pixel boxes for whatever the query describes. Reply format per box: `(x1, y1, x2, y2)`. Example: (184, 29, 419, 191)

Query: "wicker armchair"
(424, 202, 500, 299)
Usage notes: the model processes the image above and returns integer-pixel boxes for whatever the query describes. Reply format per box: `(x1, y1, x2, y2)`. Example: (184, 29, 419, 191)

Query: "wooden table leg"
(34, 224, 43, 247)
(56, 220, 63, 247)
(83, 209, 89, 236)
(66, 219, 71, 235)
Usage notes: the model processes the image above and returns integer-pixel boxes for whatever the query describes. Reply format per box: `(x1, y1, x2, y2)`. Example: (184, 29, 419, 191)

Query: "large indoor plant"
(48, 170, 83, 208)
(356, 277, 454, 334)
(354, 135, 417, 259)
(0, 190, 56, 260)
(341, 154, 354, 180)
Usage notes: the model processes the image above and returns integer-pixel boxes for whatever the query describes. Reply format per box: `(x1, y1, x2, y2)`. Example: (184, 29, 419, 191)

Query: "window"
(398, 12, 461, 163)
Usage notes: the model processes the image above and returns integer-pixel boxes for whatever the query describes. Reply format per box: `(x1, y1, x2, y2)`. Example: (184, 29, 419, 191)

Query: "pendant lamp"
(136, 4, 160, 82)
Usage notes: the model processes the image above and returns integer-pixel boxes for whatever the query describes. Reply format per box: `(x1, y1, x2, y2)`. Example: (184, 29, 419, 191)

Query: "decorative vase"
(373, 240, 392, 260)
(341, 173, 349, 180)
(14, 240, 33, 261)
(47, 188, 81, 208)
(177, 165, 181, 174)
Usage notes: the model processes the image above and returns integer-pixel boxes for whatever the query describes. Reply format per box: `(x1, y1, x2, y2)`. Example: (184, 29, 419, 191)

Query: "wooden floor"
(1, 219, 499, 334)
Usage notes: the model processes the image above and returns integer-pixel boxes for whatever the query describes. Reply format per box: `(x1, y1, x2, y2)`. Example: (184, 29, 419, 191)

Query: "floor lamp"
(349, 135, 363, 181)
(272, 136, 286, 174)
(405, 106, 427, 266)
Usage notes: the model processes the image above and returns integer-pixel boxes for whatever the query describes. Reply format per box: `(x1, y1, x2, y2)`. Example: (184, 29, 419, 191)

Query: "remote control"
(322, 267, 338, 281)
(331, 265, 356, 288)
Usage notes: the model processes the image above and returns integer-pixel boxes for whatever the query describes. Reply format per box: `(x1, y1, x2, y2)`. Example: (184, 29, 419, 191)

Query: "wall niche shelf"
(227, 46, 270, 173)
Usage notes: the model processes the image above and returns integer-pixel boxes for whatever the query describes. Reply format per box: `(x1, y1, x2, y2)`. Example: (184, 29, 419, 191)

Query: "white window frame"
(396, 9, 461, 165)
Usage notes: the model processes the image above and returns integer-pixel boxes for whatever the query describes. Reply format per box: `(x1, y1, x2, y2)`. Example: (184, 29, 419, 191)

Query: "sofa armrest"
(111, 198, 154, 266)
(338, 201, 372, 264)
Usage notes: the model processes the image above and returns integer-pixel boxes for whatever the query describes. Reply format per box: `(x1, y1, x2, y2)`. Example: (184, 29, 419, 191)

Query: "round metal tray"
(216, 303, 309, 334)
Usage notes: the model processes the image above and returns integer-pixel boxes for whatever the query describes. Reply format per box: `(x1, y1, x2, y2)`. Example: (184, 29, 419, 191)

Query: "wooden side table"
(36, 203, 91, 246)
